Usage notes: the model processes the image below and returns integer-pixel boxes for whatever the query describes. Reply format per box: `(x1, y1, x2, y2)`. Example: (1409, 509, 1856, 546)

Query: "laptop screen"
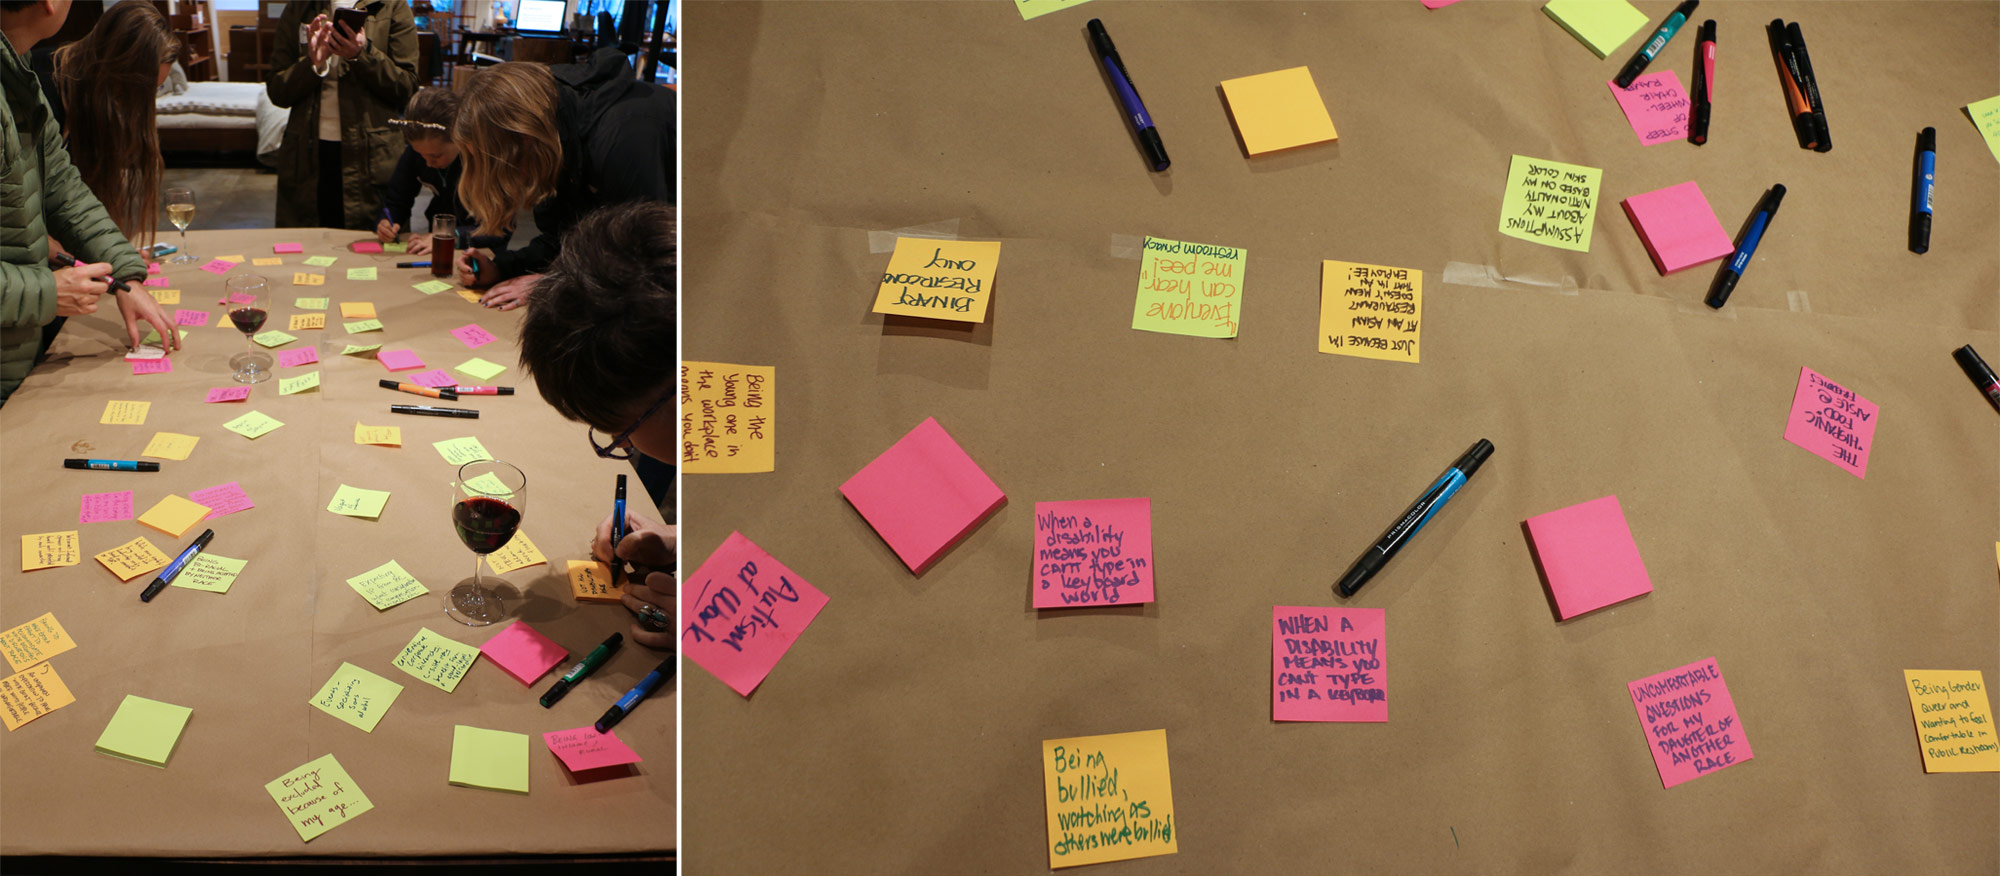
(515, 0, 568, 34)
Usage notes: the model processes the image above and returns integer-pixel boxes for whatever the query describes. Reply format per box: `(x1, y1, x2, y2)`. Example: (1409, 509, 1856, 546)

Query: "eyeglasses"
(587, 388, 673, 460)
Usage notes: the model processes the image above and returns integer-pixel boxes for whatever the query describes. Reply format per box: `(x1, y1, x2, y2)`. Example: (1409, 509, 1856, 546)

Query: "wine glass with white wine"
(164, 186, 196, 264)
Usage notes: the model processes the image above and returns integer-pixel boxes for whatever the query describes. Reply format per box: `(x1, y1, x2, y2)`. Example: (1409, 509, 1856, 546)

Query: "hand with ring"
(595, 511, 675, 648)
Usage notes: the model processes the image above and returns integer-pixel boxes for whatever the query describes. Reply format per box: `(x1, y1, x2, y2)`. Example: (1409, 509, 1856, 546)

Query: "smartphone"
(331, 1, 382, 38)
(145, 243, 177, 258)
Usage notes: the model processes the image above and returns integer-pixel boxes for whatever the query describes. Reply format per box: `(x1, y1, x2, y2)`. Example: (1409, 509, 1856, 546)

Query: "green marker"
(540, 633, 624, 708)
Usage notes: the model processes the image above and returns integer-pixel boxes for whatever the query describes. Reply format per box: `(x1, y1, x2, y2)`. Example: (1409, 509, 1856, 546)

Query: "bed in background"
(156, 77, 286, 167)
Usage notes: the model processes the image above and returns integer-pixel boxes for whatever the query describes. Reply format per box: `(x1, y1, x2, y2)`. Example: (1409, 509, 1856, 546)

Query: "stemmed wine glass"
(164, 185, 197, 264)
(446, 460, 527, 626)
(225, 275, 271, 384)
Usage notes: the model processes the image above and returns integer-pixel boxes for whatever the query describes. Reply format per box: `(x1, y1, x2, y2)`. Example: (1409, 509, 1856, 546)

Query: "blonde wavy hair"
(453, 63, 563, 238)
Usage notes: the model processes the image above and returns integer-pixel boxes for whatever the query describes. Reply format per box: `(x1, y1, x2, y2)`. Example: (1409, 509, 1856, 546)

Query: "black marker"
(1614, 0, 1698, 89)
(390, 403, 479, 418)
(140, 529, 214, 602)
(542, 633, 623, 708)
(395, 261, 431, 269)
(1335, 439, 1493, 598)
(1087, 19, 1169, 171)
(1786, 21, 1829, 152)
(1954, 345, 2000, 414)
(595, 657, 674, 733)
(64, 458, 160, 472)
(1706, 184, 1785, 309)
(1689, 20, 1715, 145)
(1910, 127, 1935, 254)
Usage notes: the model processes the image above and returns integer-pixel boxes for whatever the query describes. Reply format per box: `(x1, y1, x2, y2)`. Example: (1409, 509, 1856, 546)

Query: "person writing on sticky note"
(375, 88, 511, 255)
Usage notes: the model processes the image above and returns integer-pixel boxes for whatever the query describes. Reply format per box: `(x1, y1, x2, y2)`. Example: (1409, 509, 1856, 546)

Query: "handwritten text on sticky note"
(1032, 498, 1154, 608)
(1133, 237, 1244, 338)
(1904, 670, 1998, 773)
(680, 362, 774, 473)
(1319, 260, 1421, 363)
(1782, 366, 1877, 478)
(1499, 154, 1601, 252)
(1042, 729, 1177, 868)
(1629, 657, 1752, 788)
(1273, 606, 1386, 721)
(872, 238, 1001, 323)
(681, 531, 830, 697)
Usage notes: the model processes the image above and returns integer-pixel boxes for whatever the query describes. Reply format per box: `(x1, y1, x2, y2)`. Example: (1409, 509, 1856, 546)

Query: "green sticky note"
(344, 559, 425, 609)
(223, 410, 285, 439)
(342, 343, 382, 357)
(295, 296, 329, 310)
(279, 371, 321, 395)
(432, 436, 493, 466)
(455, 357, 506, 381)
(303, 255, 338, 267)
(1542, 0, 1648, 59)
(1014, 0, 1094, 20)
(413, 279, 454, 295)
(266, 753, 373, 842)
(309, 662, 404, 733)
(94, 695, 193, 767)
(252, 330, 298, 348)
(461, 471, 514, 500)
(384, 241, 408, 253)
(449, 725, 530, 794)
(141, 326, 189, 346)
(392, 627, 481, 692)
(346, 267, 379, 282)
(1131, 237, 1245, 339)
(345, 319, 385, 334)
(1498, 154, 1602, 253)
(1969, 94, 2000, 164)
(172, 553, 246, 592)
(328, 484, 391, 519)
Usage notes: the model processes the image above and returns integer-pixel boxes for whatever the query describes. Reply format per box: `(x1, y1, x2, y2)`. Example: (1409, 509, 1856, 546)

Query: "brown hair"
(454, 63, 563, 238)
(52, 1, 177, 246)
(390, 87, 458, 143)
(518, 201, 676, 432)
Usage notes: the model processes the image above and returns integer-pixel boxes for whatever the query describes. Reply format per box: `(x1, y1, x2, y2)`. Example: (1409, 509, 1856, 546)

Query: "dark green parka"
(266, 0, 419, 229)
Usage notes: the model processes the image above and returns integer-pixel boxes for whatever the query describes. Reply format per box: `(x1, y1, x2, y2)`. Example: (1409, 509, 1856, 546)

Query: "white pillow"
(157, 61, 189, 97)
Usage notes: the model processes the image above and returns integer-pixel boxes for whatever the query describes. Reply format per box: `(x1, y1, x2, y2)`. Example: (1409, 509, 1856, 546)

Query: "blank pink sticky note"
(200, 259, 234, 275)
(277, 347, 319, 368)
(1273, 606, 1386, 722)
(174, 309, 209, 327)
(450, 324, 497, 349)
(130, 358, 173, 376)
(1629, 657, 1752, 788)
(80, 490, 135, 524)
(1607, 71, 1690, 146)
(839, 417, 1004, 575)
(227, 293, 255, 305)
(681, 531, 830, 697)
(377, 349, 424, 372)
(1524, 495, 1652, 619)
(1421, 0, 1462, 7)
(543, 727, 642, 773)
(204, 386, 251, 403)
(478, 621, 567, 686)
(144, 276, 170, 288)
(406, 369, 456, 388)
(1031, 498, 1154, 608)
(351, 241, 383, 254)
(188, 481, 254, 519)
(147, 263, 163, 275)
(273, 243, 304, 253)
(1621, 181, 1734, 275)
(1783, 366, 1877, 479)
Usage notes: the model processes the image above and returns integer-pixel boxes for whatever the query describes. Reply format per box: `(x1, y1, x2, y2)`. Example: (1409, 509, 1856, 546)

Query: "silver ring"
(636, 603, 670, 631)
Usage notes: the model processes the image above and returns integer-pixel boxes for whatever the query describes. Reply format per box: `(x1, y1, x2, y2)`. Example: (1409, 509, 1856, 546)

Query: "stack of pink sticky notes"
(1621, 181, 1735, 275)
(478, 621, 567, 686)
(1524, 495, 1652, 620)
(839, 418, 1004, 575)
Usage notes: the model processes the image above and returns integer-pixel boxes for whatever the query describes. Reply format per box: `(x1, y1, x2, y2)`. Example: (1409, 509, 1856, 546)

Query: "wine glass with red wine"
(225, 274, 271, 384)
(445, 460, 527, 626)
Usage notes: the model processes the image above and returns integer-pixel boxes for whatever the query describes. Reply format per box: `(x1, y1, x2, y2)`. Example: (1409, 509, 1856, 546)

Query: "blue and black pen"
(140, 529, 215, 602)
(1615, 0, 1699, 89)
(1706, 184, 1786, 309)
(1087, 18, 1169, 171)
(1910, 127, 1935, 254)
(611, 474, 628, 581)
(1335, 439, 1493, 598)
(595, 657, 674, 733)
(64, 458, 159, 472)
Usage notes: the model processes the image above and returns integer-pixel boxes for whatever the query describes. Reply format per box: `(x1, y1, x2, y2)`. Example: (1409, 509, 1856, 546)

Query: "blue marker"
(64, 458, 159, 472)
(595, 657, 674, 733)
(610, 474, 628, 581)
(1615, 0, 1699, 89)
(140, 529, 215, 602)
(1086, 19, 1169, 171)
(1706, 184, 1787, 309)
(1910, 128, 1935, 254)
(1335, 440, 1494, 597)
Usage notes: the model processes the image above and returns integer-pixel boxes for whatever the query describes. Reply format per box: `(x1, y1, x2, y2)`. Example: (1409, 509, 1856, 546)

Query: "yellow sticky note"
(309, 662, 404, 733)
(342, 343, 382, 356)
(344, 559, 426, 609)
(680, 361, 775, 473)
(1543, 0, 1649, 58)
(140, 325, 188, 346)
(266, 753, 373, 842)
(142, 431, 199, 461)
(148, 288, 180, 305)
(293, 272, 325, 286)
(1220, 66, 1338, 155)
(21, 531, 80, 572)
(288, 313, 325, 331)
(456, 288, 484, 305)
(485, 531, 545, 574)
(94, 536, 171, 581)
(432, 436, 493, 466)
(0, 663, 76, 731)
(172, 553, 246, 593)
(1905, 670, 1999, 772)
(137, 494, 212, 538)
(217, 254, 245, 263)
(0, 612, 77, 672)
(1015, 0, 1094, 20)
(346, 267, 378, 282)
(567, 560, 620, 604)
(279, 371, 321, 395)
(1319, 261, 1422, 363)
(1498, 154, 1602, 253)
(101, 400, 150, 425)
(413, 279, 454, 295)
(872, 238, 1001, 323)
(384, 241, 407, 253)
(449, 725, 530, 793)
(253, 330, 298, 348)
(455, 357, 506, 381)
(355, 423, 402, 446)
(1969, 95, 2000, 165)
(223, 410, 286, 439)
(253, 257, 284, 266)
(392, 627, 480, 692)
(341, 302, 376, 319)
(1043, 729, 1178, 868)
(295, 296, 329, 310)
(1132, 237, 1244, 338)
(94, 694, 192, 767)
(303, 255, 338, 267)
(328, 485, 391, 519)
(345, 319, 385, 334)
(462, 472, 514, 500)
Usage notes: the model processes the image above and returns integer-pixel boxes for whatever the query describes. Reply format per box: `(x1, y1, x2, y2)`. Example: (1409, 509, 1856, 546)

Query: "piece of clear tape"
(1786, 290, 1811, 313)
(868, 219, 962, 254)
(1108, 234, 1146, 260)
(1441, 261, 1582, 296)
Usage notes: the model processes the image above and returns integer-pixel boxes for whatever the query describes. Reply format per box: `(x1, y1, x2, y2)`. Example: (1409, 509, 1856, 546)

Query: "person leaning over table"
(265, 0, 418, 231)
(374, 87, 512, 255)
(449, 47, 675, 311)
(0, 0, 177, 406)
(517, 201, 676, 649)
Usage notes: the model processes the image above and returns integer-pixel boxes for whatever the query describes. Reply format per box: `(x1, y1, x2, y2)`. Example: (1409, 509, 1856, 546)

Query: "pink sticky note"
(130, 357, 173, 376)
(838, 418, 1005, 575)
(1608, 71, 1690, 146)
(274, 243, 304, 254)
(478, 621, 568, 686)
(1621, 181, 1734, 275)
(147, 263, 163, 275)
(542, 727, 643, 773)
(188, 481, 254, 519)
(200, 259, 235, 275)
(143, 276, 170, 288)
(1031, 498, 1154, 608)
(80, 490, 135, 524)
(277, 347, 319, 368)
(228, 293, 256, 305)
(1782, 366, 1877, 479)
(450, 324, 497, 349)
(351, 241, 383, 254)
(1524, 495, 1653, 619)
(174, 309, 209, 327)
(681, 531, 830, 697)
(1273, 606, 1386, 722)
(204, 386, 251, 403)
(1420, 0, 1462, 7)
(407, 368, 456, 388)
(377, 349, 424, 372)
(1628, 657, 1752, 788)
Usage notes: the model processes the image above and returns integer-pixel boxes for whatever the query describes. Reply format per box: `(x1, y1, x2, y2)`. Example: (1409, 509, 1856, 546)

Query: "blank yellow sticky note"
(346, 267, 378, 282)
(266, 753, 373, 842)
(253, 257, 284, 266)
(94, 694, 193, 767)
(148, 288, 180, 305)
(1543, 0, 1649, 58)
(142, 432, 199, 461)
(303, 255, 338, 267)
(355, 423, 403, 446)
(485, 531, 545, 574)
(101, 400, 150, 425)
(680, 362, 775, 473)
(432, 437, 493, 466)
(224, 410, 286, 439)
(341, 302, 376, 319)
(328, 485, 391, 519)
(0, 663, 76, 731)
(413, 279, 453, 295)
(94, 536, 171, 581)
(1905, 670, 1999, 773)
(568, 560, 620, 603)
(1043, 729, 1178, 868)
(293, 272, 325, 286)
(449, 725, 530, 793)
(217, 254, 245, 263)
(344, 559, 426, 609)
(21, 531, 80, 571)
(279, 371, 321, 395)
(288, 313, 325, 331)
(0, 612, 77, 672)
(1220, 66, 1338, 155)
(872, 238, 1001, 323)
(1319, 260, 1422, 363)
(309, 662, 404, 733)
(137, 494, 212, 538)
(455, 357, 505, 381)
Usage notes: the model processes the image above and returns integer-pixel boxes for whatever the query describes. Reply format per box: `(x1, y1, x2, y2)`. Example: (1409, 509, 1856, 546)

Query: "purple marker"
(1086, 19, 1169, 172)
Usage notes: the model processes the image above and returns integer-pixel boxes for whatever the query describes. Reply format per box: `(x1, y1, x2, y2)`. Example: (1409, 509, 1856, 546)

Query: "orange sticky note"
(0, 612, 77, 672)
(137, 494, 212, 538)
(21, 531, 80, 571)
(340, 302, 376, 319)
(679, 362, 775, 473)
(0, 663, 76, 731)
(1904, 670, 1999, 773)
(839, 417, 1004, 574)
(94, 536, 172, 581)
(567, 560, 620, 604)
(872, 238, 1001, 323)
(1042, 729, 1178, 868)
(1220, 66, 1338, 155)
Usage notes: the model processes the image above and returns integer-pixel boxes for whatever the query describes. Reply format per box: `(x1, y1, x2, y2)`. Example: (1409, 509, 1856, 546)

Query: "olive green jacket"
(266, 0, 419, 229)
(0, 30, 146, 404)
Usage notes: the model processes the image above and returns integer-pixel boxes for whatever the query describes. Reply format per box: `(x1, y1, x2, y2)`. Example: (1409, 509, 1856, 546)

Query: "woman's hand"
(480, 273, 540, 311)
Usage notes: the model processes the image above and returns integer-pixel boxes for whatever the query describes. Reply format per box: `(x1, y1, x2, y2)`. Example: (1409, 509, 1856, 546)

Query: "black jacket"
(380, 146, 511, 251)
